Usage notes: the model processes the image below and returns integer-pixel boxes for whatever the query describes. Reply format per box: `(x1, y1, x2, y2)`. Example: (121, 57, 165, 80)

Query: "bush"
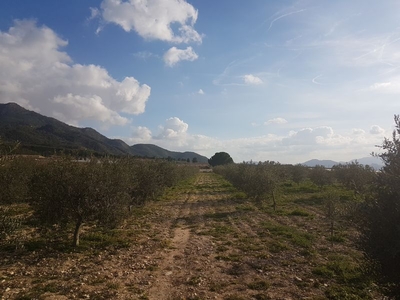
(359, 115, 400, 298)
(214, 162, 288, 209)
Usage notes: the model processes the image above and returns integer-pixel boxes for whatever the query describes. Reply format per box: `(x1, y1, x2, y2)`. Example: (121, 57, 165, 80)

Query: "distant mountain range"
(302, 157, 383, 170)
(0, 102, 209, 163)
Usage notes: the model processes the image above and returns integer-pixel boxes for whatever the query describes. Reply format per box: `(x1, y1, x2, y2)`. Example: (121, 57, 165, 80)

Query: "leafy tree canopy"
(208, 152, 234, 167)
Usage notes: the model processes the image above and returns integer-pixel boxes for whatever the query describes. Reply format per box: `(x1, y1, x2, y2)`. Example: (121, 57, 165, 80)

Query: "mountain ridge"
(0, 102, 209, 162)
(302, 157, 383, 170)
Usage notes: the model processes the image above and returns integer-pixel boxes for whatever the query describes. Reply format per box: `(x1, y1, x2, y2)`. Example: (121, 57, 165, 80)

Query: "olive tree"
(30, 158, 130, 246)
(359, 115, 400, 298)
(332, 162, 375, 196)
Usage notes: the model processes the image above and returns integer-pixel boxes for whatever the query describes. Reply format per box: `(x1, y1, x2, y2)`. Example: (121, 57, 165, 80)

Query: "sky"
(0, 0, 399, 164)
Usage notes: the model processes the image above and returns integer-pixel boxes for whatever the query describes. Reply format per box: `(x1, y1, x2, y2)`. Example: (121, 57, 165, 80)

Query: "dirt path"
(0, 172, 378, 300)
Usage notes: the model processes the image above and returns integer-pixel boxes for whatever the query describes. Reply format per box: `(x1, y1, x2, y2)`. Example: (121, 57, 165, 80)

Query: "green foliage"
(359, 115, 400, 298)
(287, 164, 309, 184)
(28, 157, 197, 246)
(30, 158, 131, 245)
(214, 162, 288, 209)
(309, 165, 334, 187)
(0, 158, 34, 204)
(332, 162, 375, 195)
(0, 207, 23, 241)
(208, 152, 234, 167)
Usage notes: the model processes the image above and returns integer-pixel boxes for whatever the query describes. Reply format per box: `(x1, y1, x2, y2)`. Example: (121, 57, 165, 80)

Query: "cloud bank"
(124, 117, 387, 164)
(0, 20, 151, 127)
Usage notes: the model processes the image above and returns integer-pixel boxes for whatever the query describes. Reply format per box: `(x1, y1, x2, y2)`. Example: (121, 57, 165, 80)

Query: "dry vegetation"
(0, 167, 382, 299)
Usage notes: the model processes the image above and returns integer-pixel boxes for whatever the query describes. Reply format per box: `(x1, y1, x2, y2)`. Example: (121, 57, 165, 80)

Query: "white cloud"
(129, 126, 152, 144)
(243, 74, 263, 85)
(198, 89, 204, 95)
(282, 126, 334, 146)
(370, 125, 385, 135)
(157, 117, 189, 140)
(369, 82, 392, 90)
(120, 117, 386, 164)
(368, 79, 400, 94)
(352, 128, 365, 135)
(163, 46, 198, 67)
(53, 94, 129, 126)
(0, 20, 151, 127)
(98, 0, 202, 44)
(88, 7, 100, 20)
(265, 117, 287, 125)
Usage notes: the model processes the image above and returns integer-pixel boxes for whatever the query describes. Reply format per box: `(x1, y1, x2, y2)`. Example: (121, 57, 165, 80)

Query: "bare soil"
(0, 172, 379, 299)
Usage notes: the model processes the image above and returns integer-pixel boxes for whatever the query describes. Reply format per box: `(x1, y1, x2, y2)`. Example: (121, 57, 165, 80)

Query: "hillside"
(130, 144, 208, 163)
(0, 102, 208, 162)
(302, 157, 383, 170)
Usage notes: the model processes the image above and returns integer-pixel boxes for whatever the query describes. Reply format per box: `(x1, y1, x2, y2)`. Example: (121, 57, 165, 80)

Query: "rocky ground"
(0, 172, 379, 299)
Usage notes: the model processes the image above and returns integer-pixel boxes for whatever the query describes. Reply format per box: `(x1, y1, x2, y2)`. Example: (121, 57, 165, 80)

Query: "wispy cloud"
(312, 74, 325, 85)
(267, 9, 307, 32)
(133, 51, 159, 60)
(265, 117, 287, 125)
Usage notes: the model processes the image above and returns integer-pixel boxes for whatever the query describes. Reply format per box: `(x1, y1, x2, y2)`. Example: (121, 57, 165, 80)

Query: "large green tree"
(208, 152, 234, 167)
(359, 115, 400, 298)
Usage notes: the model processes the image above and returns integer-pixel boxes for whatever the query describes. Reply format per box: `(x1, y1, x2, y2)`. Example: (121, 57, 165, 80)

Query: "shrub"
(359, 115, 400, 298)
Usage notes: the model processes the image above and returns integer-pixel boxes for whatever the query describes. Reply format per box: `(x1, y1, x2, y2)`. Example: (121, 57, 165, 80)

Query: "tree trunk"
(272, 190, 277, 211)
(73, 216, 83, 247)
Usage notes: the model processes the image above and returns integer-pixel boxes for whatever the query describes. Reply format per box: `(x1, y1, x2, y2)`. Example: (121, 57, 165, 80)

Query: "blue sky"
(0, 0, 399, 163)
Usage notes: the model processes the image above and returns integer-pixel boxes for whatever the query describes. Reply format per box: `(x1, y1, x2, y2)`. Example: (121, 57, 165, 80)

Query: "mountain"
(302, 159, 338, 169)
(350, 156, 383, 171)
(130, 144, 208, 163)
(0, 103, 131, 156)
(302, 157, 383, 170)
(0, 102, 208, 162)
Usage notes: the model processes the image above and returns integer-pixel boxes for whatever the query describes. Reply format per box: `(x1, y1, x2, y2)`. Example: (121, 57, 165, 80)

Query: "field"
(0, 171, 380, 300)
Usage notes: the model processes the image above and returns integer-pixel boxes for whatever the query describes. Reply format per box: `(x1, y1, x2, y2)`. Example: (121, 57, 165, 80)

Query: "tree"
(309, 165, 333, 187)
(30, 158, 130, 246)
(192, 157, 198, 163)
(332, 162, 375, 197)
(208, 152, 234, 167)
(359, 115, 400, 298)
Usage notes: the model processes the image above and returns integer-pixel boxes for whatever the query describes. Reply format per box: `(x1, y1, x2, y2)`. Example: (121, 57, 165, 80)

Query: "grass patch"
(204, 212, 231, 220)
(207, 224, 234, 238)
(261, 221, 314, 249)
(268, 240, 289, 253)
(232, 191, 247, 199)
(288, 209, 311, 217)
(325, 285, 372, 300)
(216, 253, 242, 262)
(247, 280, 269, 290)
(327, 234, 346, 243)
